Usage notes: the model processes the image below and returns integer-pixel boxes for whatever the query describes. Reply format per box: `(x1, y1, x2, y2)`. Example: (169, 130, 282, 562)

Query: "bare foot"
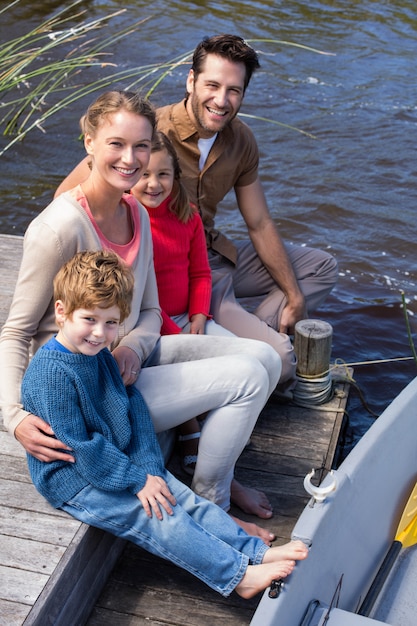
(235, 561, 296, 599)
(230, 479, 273, 519)
(230, 514, 275, 545)
(234, 540, 309, 599)
(262, 539, 309, 564)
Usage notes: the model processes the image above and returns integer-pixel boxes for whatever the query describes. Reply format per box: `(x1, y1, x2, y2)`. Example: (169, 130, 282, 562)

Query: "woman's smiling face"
(84, 110, 154, 192)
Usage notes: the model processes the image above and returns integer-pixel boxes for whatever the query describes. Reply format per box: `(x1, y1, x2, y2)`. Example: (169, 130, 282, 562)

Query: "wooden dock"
(0, 233, 350, 625)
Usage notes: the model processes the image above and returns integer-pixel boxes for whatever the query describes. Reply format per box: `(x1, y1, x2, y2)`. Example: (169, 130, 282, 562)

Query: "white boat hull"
(251, 375, 417, 625)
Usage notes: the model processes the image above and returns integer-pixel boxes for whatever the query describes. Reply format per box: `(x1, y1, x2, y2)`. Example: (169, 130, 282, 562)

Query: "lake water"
(1, 0, 416, 458)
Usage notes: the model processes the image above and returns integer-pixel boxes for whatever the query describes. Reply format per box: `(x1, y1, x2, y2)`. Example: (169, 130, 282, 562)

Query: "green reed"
(0, 0, 192, 155)
(401, 291, 417, 368)
(0, 2, 332, 156)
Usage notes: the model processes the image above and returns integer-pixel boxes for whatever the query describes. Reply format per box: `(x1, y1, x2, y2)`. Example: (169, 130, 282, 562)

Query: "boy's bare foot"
(235, 561, 295, 599)
(230, 515, 275, 545)
(231, 479, 273, 519)
(262, 539, 309, 564)
(234, 540, 309, 599)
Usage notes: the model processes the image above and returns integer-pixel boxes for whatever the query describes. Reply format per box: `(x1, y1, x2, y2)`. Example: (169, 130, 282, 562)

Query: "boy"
(22, 250, 308, 598)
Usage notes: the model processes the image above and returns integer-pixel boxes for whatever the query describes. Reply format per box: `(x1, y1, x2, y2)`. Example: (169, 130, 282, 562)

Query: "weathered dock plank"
(1, 534, 65, 575)
(0, 597, 32, 626)
(0, 564, 49, 607)
(0, 504, 79, 546)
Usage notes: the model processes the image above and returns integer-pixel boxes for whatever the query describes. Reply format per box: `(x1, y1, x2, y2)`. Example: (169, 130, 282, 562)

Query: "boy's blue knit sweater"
(21, 342, 165, 508)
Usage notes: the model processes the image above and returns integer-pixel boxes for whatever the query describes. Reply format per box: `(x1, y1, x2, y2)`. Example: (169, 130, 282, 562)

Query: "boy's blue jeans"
(61, 470, 268, 596)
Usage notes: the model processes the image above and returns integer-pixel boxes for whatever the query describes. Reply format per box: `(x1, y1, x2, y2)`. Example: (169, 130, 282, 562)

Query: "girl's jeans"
(61, 470, 268, 597)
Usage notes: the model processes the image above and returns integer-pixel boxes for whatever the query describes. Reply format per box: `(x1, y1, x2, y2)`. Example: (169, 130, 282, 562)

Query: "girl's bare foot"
(231, 479, 273, 519)
(262, 539, 309, 564)
(235, 561, 296, 599)
(230, 514, 275, 545)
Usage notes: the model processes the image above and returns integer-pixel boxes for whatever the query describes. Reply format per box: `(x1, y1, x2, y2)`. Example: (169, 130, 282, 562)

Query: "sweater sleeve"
(187, 213, 212, 319)
(117, 203, 162, 363)
(160, 309, 182, 335)
(0, 195, 98, 435)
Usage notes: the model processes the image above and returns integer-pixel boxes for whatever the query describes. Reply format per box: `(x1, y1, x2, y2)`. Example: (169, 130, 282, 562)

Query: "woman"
(0, 90, 281, 541)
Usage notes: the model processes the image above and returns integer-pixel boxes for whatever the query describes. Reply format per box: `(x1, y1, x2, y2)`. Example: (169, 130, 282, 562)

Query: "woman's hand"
(15, 414, 75, 462)
(137, 475, 177, 520)
(112, 345, 141, 385)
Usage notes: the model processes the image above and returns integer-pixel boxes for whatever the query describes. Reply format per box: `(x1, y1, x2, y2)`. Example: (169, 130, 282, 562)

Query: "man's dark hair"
(191, 34, 260, 92)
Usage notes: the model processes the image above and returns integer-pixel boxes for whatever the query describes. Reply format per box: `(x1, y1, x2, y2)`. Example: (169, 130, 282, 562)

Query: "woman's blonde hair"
(80, 90, 156, 138)
(53, 250, 134, 322)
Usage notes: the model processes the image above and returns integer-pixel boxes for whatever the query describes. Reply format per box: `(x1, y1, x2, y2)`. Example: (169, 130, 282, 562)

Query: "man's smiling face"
(186, 53, 246, 138)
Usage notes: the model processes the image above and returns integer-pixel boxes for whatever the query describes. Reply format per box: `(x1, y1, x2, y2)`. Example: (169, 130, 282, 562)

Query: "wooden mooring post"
(294, 319, 333, 379)
(293, 319, 333, 405)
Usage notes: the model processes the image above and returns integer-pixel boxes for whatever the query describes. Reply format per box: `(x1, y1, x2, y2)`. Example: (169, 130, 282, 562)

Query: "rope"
(329, 359, 379, 418)
(291, 354, 414, 415)
(334, 356, 415, 367)
(293, 371, 333, 406)
(292, 357, 389, 418)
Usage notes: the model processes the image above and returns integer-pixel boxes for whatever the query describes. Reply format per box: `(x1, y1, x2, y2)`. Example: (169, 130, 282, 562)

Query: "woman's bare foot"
(262, 539, 309, 564)
(230, 514, 275, 545)
(230, 479, 273, 519)
(235, 561, 295, 599)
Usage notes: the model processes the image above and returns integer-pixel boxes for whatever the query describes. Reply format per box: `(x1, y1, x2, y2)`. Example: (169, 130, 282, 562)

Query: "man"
(156, 34, 338, 392)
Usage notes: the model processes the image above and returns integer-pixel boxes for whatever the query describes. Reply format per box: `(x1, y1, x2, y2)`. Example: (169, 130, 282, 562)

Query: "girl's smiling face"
(84, 110, 153, 193)
(55, 303, 120, 355)
(131, 148, 175, 209)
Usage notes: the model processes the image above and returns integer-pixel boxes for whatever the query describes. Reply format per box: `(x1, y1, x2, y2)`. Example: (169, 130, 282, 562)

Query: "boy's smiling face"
(55, 302, 120, 355)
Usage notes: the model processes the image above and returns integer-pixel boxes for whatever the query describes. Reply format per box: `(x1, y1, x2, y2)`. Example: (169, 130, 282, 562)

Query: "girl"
(132, 131, 234, 338)
(132, 131, 234, 475)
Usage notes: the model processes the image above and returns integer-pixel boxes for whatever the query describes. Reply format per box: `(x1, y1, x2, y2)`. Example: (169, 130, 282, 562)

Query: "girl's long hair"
(152, 131, 194, 223)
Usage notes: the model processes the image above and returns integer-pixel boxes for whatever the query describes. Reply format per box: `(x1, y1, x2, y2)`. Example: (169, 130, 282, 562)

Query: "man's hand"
(15, 414, 74, 462)
(137, 475, 177, 520)
(279, 295, 307, 335)
(112, 345, 141, 385)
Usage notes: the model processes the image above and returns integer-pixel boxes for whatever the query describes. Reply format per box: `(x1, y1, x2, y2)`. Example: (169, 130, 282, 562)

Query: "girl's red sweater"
(144, 197, 212, 335)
